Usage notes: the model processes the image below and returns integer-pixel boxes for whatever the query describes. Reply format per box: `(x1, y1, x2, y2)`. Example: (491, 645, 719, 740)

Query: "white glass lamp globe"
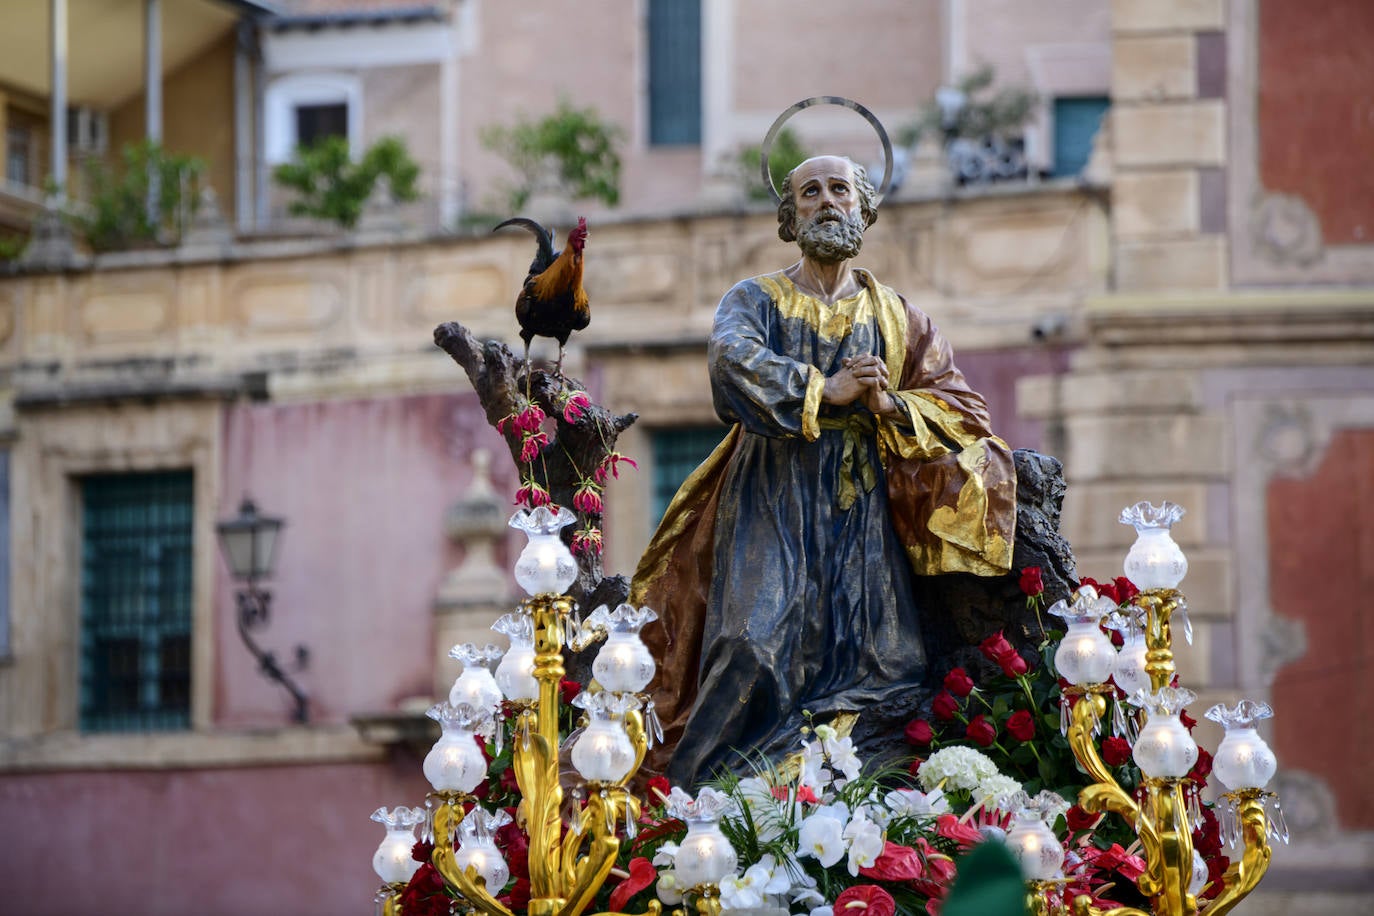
(491, 613, 539, 702)
(423, 703, 490, 793)
(1120, 502, 1189, 590)
(370, 807, 425, 884)
(570, 692, 639, 783)
(1132, 688, 1199, 779)
(1049, 588, 1118, 686)
(589, 606, 660, 694)
(1188, 848, 1208, 897)
(509, 506, 579, 596)
(1006, 809, 1065, 881)
(1206, 700, 1278, 791)
(454, 842, 510, 892)
(448, 644, 505, 714)
(1114, 631, 1151, 697)
(669, 788, 738, 889)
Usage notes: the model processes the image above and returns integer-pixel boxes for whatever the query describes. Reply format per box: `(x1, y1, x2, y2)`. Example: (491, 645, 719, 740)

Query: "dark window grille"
(79, 472, 193, 732)
(651, 426, 725, 525)
(295, 102, 349, 150)
(647, 0, 702, 146)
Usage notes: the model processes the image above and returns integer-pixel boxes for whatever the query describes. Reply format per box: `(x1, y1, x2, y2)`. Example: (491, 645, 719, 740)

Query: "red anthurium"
(835, 884, 896, 916)
(859, 841, 925, 882)
(608, 857, 657, 912)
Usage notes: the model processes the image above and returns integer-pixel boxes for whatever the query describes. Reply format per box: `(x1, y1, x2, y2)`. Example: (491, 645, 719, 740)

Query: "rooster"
(494, 216, 589, 377)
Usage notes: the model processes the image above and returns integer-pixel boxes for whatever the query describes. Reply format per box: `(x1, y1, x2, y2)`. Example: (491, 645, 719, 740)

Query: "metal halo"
(759, 96, 894, 206)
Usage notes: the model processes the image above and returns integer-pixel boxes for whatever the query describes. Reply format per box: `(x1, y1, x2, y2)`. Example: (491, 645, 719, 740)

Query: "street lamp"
(215, 497, 309, 723)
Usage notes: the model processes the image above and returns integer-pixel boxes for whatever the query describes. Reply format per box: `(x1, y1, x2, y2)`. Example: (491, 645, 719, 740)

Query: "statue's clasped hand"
(824, 355, 898, 417)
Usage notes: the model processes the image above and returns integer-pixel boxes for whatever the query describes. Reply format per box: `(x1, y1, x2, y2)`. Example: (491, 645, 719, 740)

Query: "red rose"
(1203, 855, 1230, 899)
(560, 678, 582, 704)
(835, 885, 896, 916)
(500, 766, 520, 793)
(1006, 709, 1035, 742)
(502, 877, 531, 909)
(1078, 577, 1119, 605)
(1189, 747, 1213, 784)
(943, 667, 975, 698)
(608, 857, 657, 912)
(1101, 736, 1132, 767)
(979, 630, 1029, 677)
(1018, 566, 1044, 597)
(980, 631, 1015, 663)
(1180, 709, 1198, 732)
(908, 757, 925, 777)
(646, 775, 672, 806)
(1114, 576, 1140, 603)
(411, 840, 435, 863)
(904, 718, 934, 746)
(966, 713, 997, 747)
(932, 690, 960, 721)
(1065, 805, 1098, 833)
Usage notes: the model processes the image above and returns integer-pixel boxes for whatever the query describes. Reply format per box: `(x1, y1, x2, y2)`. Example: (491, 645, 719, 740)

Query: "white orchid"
(797, 811, 847, 868)
(651, 840, 680, 868)
(885, 787, 950, 818)
(655, 869, 685, 906)
(720, 854, 790, 911)
(842, 810, 885, 876)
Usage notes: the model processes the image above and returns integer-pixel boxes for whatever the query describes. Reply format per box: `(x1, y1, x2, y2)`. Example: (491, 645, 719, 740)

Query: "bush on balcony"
(273, 135, 421, 230)
(76, 140, 205, 252)
(480, 100, 623, 212)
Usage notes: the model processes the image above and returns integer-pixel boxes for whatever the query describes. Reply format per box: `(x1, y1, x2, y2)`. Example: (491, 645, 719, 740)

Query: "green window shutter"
(79, 471, 193, 732)
(651, 427, 725, 525)
(1052, 96, 1110, 178)
(647, 0, 702, 146)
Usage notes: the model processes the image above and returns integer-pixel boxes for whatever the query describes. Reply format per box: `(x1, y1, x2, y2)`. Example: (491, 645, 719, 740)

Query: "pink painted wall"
(216, 392, 517, 726)
(0, 762, 432, 916)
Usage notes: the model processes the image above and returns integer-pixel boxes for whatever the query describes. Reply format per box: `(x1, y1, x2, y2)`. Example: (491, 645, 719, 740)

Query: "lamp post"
(215, 497, 309, 723)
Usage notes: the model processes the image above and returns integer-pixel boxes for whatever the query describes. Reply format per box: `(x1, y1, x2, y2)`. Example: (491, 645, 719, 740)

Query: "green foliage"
(272, 135, 421, 229)
(0, 234, 27, 263)
(480, 100, 623, 211)
(898, 65, 1039, 146)
(76, 140, 205, 252)
(737, 127, 810, 202)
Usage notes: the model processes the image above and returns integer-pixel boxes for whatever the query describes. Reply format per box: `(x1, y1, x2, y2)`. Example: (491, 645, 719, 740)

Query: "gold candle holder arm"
(1199, 791, 1273, 916)
(378, 882, 407, 916)
(1067, 692, 1144, 829)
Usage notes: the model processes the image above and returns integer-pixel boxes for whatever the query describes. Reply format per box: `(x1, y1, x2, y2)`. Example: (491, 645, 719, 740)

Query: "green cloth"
(941, 843, 1030, 916)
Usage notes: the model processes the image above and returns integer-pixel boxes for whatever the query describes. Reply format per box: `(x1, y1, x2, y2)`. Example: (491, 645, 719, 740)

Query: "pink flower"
(515, 403, 546, 433)
(514, 479, 551, 508)
(573, 481, 604, 515)
(593, 452, 639, 485)
(571, 527, 602, 557)
(560, 391, 590, 423)
(519, 430, 549, 463)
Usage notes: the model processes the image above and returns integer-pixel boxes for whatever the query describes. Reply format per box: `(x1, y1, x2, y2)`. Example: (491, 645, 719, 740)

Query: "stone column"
(431, 450, 514, 700)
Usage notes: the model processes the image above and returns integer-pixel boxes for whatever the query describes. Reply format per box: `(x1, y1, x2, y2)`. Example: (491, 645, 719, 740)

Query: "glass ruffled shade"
(509, 506, 579, 596)
(1120, 501, 1188, 590)
(1207, 700, 1278, 790)
(669, 788, 738, 888)
(1006, 810, 1065, 881)
(422, 703, 491, 793)
(590, 608, 658, 694)
(570, 692, 640, 783)
(370, 806, 425, 884)
(448, 643, 505, 713)
(1114, 631, 1150, 697)
(492, 613, 539, 702)
(454, 808, 512, 891)
(1131, 687, 1199, 779)
(1049, 588, 1118, 686)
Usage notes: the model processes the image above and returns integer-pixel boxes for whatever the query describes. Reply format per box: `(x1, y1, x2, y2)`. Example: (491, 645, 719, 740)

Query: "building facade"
(0, 1, 1370, 913)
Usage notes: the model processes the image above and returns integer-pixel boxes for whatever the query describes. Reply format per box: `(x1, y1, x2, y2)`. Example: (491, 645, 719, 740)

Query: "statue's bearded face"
(794, 208, 866, 263)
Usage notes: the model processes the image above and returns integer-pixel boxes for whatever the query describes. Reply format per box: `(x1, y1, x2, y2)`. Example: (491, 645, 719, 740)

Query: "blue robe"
(633, 269, 1015, 786)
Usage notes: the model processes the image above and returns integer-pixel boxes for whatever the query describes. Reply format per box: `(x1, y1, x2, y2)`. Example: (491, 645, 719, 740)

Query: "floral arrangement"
(392, 506, 1234, 916)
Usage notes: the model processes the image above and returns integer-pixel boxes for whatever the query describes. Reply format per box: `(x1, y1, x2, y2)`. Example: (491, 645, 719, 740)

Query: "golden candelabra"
(1030, 502, 1283, 916)
(429, 592, 653, 916)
